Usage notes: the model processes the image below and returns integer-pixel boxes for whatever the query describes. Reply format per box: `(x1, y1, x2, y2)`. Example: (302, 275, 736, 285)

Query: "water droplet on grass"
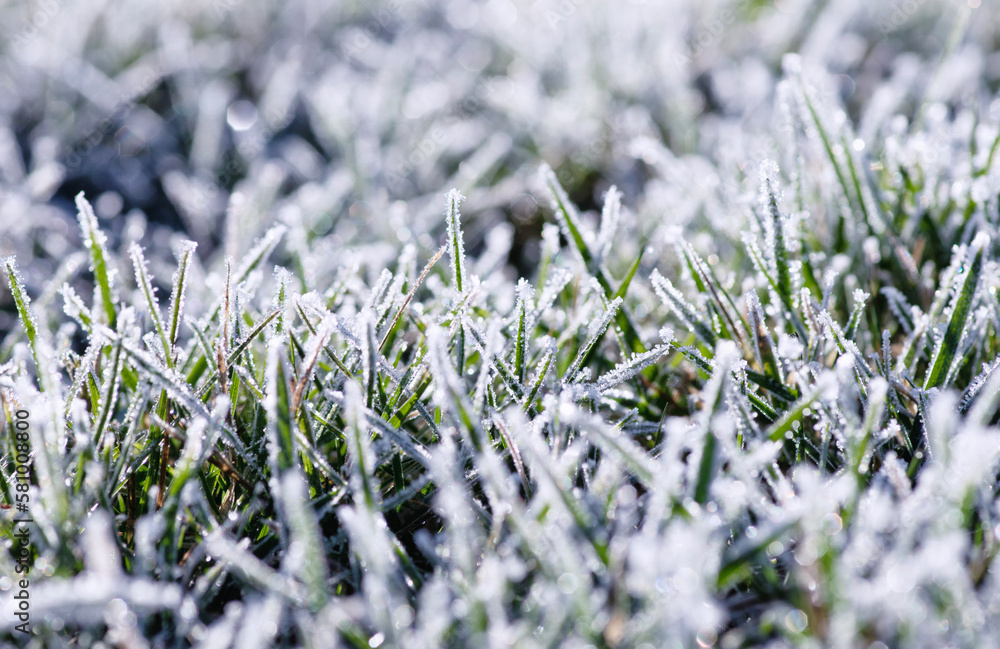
(227, 100, 258, 131)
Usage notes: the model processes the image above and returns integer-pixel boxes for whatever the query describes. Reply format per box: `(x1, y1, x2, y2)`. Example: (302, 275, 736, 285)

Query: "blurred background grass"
(0, 0, 997, 340)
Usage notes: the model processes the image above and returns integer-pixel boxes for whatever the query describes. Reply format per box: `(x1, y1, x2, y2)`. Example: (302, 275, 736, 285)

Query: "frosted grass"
(3, 2, 1000, 647)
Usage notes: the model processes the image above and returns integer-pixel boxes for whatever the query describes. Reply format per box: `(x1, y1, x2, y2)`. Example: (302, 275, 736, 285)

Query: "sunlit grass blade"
(924, 233, 987, 390)
(513, 279, 532, 384)
(76, 192, 118, 327)
(650, 269, 717, 348)
(3, 256, 41, 374)
(564, 296, 622, 383)
(129, 243, 171, 368)
(168, 241, 196, 359)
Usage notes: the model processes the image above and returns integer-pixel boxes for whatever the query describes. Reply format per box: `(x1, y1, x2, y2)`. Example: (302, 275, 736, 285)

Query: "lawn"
(3, 1, 1000, 647)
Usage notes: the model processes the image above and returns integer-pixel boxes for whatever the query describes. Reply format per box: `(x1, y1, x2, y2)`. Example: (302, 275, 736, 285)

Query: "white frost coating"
(2, 256, 37, 333)
(777, 333, 804, 360)
(167, 240, 197, 346)
(61, 282, 91, 325)
(651, 268, 712, 343)
(564, 296, 622, 384)
(444, 188, 468, 293)
(5, 6, 1000, 646)
(594, 343, 670, 393)
(232, 595, 284, 649)
(82, 509, 124, 578)
(279, 471, 330, 611)
(597, 185, 622, 264)
(75, 192, 110, 275)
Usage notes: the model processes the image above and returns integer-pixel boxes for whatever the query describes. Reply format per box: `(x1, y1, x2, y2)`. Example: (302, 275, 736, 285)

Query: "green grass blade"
(129, 243, 171, 368)
(3, 256, 40, 374)
(76, 192, 118, 328)
(513, 279, 532, 384)
(445, 189, 467, 294)
(168, 241, 196, 357)
(923, 234, 987, 390)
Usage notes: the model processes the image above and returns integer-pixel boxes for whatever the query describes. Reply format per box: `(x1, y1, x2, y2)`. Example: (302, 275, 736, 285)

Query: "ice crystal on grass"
(7, 3, 1000, 648)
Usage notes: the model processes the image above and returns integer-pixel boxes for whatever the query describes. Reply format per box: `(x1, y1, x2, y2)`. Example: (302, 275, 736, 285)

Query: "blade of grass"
(76, 192, 117, 327)
(924, 233, 987, 390)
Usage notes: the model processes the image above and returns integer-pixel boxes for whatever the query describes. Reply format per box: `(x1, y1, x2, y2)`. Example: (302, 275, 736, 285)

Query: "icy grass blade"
(594, 344, 670, 393)
(3, 256, 40, 373)
(523, 338, 557, 411)
(693, 341, 739, 504)
(206, 225, 286, 325)
(851, 377, 887, 483)
(597, 185, 622, 265)
(515, 414, 610, 566)
(360, 310, 379, 410)
(742, 232, 808, 340)
(20, 336, 71, 529)
(677, 240, 747, 352)
(844, 289, 870, 341)
(291, 315, 335, 415)
(427, 325, 478, 441)
(540, 163, 595, 271)
(564, 409, 657, 487)
(271, 266, 292, 337)
(118, 333, 247, 455)
(168, 241, 196, 355)
(650, 269, 717, 347)
(564, 296, 623, 383)
(324, 388, 434, 471)
(818, 310, 874, 394)
(745, 289, 782, 383)
(533, 266, 571, 323)
(766, 375, 834, 443)
(760, 160, 793, 304)
(464, 315, 524, 402)
(881, 287, 915, 334)
(964, 356, 1000, 424)
(344, 380, 378, 510)
(444, 190, 469, 374)
(924, 233, 987, 390)
(230, 595, 283, 649)
(365, 268, 395, 315)
(513, 279, 533, 384)
(788, 62, 878, 241)
(61, 283, 93, 330)
(64, 342, 101, 419)
(380, 245, 446, 352)
(129, 243, 171, 368)
(278, 471, 330, 612)
(76, 192, 117, 327)
(263, 338, 295, 476)
(445, 189, 467, 294)
(540, 167, 646, 353)
(93, 314, 128, 448)
(196, 309, 281, 398)
(204, 531, 307, 605)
